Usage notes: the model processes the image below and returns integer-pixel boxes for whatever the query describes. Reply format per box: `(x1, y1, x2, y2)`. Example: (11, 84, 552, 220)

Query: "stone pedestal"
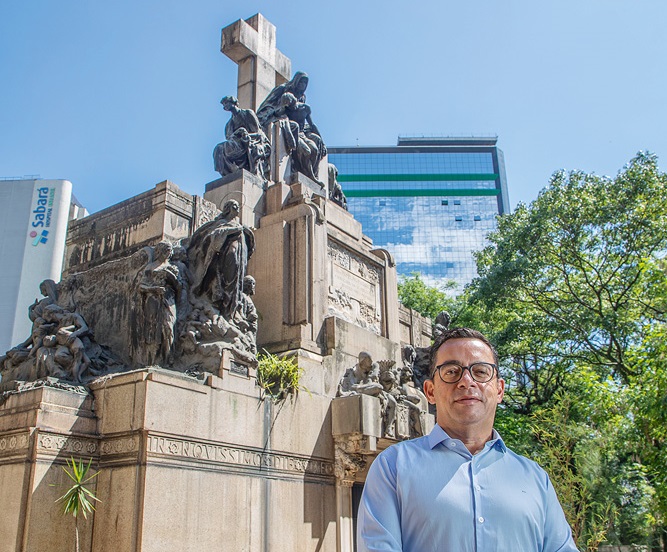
(0, 384, 97, 552)
(250, 183, 400, 356)
(0, 366, 338, 552)
(204, 169, 267, 228)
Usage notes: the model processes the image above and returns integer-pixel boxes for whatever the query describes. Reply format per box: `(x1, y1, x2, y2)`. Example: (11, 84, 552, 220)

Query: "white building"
(0, 178, 87, 353)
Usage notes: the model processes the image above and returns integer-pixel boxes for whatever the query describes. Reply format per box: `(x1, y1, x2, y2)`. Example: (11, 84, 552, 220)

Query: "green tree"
(627, 324, 667, 549)
(397, 272, 459, 321)
(471, 153, 667, 383)
(462, 153, 667, 548)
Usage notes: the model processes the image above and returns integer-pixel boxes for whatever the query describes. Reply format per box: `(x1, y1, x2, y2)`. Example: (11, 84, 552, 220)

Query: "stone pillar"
(335, 482, 354, 552)
(249, 197, 328, 354)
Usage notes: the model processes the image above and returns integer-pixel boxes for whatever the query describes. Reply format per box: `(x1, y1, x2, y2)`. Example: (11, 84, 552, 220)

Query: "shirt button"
(449, 441, 456, 447)
(475, 485, 481, 491)
(478, 517, 485, 523)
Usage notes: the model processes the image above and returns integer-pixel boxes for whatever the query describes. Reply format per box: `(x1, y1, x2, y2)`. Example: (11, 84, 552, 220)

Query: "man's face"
(423, 338, 504, 438)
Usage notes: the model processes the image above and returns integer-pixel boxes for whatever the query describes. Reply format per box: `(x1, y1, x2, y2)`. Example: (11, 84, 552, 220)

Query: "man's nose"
(457, 367, 477, 387)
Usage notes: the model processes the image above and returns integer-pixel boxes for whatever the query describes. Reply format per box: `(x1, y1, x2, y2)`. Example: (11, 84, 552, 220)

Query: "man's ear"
(496, 378, 505, 404)
(423, 378, 436, 405)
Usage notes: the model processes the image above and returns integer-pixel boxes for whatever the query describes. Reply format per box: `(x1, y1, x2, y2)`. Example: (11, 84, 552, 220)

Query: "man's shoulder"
(376, 434, 432, 463)
(503, 445, 551, 481)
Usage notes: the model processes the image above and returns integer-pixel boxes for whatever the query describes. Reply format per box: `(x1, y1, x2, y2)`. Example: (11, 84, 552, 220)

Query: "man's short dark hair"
(428, 327, 499, 379)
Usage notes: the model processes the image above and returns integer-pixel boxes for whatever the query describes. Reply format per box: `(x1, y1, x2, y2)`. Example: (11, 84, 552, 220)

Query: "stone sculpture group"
(336, 346, 428, 439)
(213, 73, 347, 209)
(1, 71, 351, 393)
(0, 198, 258, 388)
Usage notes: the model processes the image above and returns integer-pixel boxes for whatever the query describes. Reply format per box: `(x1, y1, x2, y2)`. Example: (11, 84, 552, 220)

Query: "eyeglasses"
(433, 362, 497, 384)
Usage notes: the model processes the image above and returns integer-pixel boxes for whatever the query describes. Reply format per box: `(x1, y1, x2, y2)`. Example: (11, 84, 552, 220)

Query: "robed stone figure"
(187, 199, 255, 320)
(213, 96, 271, 180)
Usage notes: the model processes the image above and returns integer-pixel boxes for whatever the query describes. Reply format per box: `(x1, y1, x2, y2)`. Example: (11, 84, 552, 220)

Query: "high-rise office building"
(0, 178, 87, 353)
(328, 136, 510, 291)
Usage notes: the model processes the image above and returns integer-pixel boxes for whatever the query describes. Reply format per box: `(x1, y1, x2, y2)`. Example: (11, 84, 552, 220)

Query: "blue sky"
(1, 0, 665, 214)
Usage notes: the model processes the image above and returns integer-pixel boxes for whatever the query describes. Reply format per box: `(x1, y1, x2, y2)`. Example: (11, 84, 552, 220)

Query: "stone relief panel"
(327, 241, 382, 335)
(0, 432, 31, 458)
(336, 350, 429, 441)
(37, 432, 99, 456)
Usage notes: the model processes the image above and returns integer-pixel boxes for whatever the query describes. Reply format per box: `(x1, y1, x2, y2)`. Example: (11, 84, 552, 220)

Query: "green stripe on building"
(337, 173, 499, 182)
(344, 189, 501, 198)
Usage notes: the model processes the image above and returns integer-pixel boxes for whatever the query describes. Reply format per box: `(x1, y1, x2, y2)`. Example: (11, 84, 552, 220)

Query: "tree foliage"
(455, 153, 667, 549)
(397, 273, 459, 321)
(471, 152, 667, 383)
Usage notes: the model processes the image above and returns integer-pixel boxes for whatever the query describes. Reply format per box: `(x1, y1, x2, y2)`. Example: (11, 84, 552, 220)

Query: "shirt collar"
(427, 424, 507, 453)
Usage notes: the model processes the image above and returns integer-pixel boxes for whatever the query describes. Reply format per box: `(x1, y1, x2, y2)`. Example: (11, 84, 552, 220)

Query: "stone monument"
(0, 14, 433, 552)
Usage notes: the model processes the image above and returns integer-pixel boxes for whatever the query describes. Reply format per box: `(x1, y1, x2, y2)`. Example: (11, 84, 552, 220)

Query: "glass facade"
(328, 137, 509, 292)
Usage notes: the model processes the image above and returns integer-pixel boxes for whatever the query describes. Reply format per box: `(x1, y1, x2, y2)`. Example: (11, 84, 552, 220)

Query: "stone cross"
(221, 14, 291, 111)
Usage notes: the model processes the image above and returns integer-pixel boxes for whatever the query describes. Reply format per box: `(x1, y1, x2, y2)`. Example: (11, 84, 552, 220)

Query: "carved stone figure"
(378, 361, 399, 438)
(136, 242, 180, 366)
(213, 96, 271, 180)
(337, 352, 383, 398)
(187, 199, 255, 320)
(433, 310, 451, 338)
(8, 279, 61, 357)
(233, 275, 258, 355)
(39, 304, 92, 383)
(328, 164, 348, 210)
(337, 352, 398, 438)
(399, 346, 428, 437)
(411, 342, 433, 393)
(256, 71, 327, 183)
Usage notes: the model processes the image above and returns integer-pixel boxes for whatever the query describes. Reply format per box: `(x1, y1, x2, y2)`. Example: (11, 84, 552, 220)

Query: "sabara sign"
(29, 186, 56, 246)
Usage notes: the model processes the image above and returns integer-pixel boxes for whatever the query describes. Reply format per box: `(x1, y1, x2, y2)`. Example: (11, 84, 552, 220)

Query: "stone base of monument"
(0, 384, 97, 552)
(0, 365, 339, 552)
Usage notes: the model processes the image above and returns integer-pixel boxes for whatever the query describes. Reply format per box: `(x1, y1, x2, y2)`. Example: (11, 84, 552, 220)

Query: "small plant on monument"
(52, 457, 100, 552)
(257, 349, 306, 400)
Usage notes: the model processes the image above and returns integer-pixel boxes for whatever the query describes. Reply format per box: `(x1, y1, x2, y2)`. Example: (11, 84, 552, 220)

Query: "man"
(357, 327, 578, 551)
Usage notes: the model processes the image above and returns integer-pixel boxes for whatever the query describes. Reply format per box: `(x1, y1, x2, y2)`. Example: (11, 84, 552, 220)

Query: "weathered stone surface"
(1, 199, 260, 388)
(221, 14, 291, 111)
(204, 168, 266, 228)
(0, 367, 339, 552)
(64, 180, 217, 275)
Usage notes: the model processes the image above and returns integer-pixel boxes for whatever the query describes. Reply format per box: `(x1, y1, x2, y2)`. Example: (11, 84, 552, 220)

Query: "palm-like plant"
(54, 457, 100, 552)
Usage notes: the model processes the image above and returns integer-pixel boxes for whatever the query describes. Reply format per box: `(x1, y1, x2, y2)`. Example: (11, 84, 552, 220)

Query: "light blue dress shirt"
(357, 425, 579, 551)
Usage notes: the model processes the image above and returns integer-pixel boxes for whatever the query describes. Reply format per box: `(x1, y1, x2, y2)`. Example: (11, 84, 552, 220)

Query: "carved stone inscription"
(147, 435, 334, 481)
(327, 241, 382, 334)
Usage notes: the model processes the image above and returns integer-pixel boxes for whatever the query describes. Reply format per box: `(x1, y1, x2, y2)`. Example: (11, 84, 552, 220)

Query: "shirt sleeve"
(543, 473, 581, 552)
(357, 449, 403, 551)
